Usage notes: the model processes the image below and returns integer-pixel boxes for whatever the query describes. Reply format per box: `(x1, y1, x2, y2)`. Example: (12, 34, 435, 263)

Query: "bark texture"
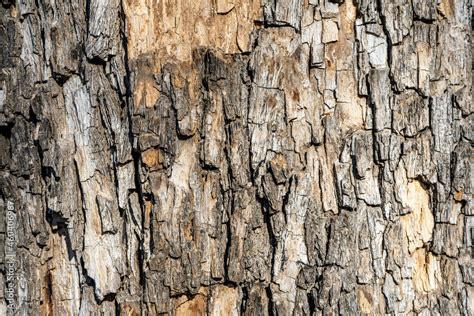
(0, 0, 473, 315)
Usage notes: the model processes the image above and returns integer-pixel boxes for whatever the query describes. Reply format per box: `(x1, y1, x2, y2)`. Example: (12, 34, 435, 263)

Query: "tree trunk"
(0, 0, 472, 314)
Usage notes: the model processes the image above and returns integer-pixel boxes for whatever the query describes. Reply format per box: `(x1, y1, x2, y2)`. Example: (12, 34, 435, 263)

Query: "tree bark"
(0, 0, 472, 315)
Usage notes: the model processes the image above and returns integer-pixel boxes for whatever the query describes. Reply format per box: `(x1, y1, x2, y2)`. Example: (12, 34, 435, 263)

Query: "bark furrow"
(0, 0, 472, 315)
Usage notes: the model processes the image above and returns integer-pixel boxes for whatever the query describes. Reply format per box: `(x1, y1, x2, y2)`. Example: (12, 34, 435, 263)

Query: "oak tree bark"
(0, 0, 472, 315)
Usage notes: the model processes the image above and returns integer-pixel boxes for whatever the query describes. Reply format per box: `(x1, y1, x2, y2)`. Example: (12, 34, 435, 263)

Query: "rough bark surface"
(0, 0, 473, 315)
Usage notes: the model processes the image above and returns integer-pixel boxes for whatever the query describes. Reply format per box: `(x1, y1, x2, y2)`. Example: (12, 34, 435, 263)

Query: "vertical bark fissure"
(0, 0, 472, 314)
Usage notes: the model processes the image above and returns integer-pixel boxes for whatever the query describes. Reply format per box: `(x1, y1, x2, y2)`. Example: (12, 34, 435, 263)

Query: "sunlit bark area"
(0, 0, 472, 314)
